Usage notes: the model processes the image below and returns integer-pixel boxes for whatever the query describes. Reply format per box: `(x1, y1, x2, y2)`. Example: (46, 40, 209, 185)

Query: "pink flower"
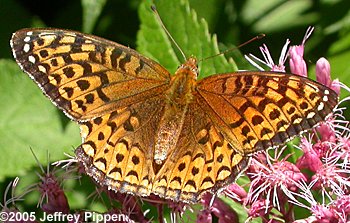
(336, 136, 350, 164)
(317, 122, 337, 143)
(331, 78, 341, 95)
(245, 40, 289, 72)
(224, 183, 247, 202)
(289, 45, 308, 77)
(196, 209, 212, 223)
(288, 27, 314, 76)
(200, 193, 239, 223)
(27, 150, 70, 214)
(311, 204, 338, 223)
(246, 154, 307, 214)
(292, 217, 317, 223)
(331, 195, 350, 221)
(38, 172, 70, 214)
(247, 199, 271, 218)
(296, 137, 323, 172)
(316, 57, 341, 95)
(316, 57, 331, 86)
(310, 161, 350, 198)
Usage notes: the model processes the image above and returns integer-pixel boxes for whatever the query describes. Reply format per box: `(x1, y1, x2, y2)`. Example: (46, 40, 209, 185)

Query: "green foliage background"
(0, 0, 349, 222)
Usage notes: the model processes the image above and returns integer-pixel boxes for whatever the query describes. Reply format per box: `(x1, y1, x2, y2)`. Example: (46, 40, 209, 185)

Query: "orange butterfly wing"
(196, 72, 338, 155)
(11, 28, 171, 121)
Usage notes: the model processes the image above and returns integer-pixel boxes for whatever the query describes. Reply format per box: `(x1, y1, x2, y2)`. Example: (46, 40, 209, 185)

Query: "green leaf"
(221, 196, 262, 223)
(137, 0, 237, 79)
(189, 0, 224, 30)
(0, 59, 80, 181)
(81, 0, 107, 33)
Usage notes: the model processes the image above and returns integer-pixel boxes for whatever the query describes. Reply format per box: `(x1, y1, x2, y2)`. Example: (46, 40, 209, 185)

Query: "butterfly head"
(175, 56, 199, 80)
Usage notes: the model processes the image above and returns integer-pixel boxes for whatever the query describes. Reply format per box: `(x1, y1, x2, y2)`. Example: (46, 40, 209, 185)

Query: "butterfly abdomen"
(153, 58, 198, 166)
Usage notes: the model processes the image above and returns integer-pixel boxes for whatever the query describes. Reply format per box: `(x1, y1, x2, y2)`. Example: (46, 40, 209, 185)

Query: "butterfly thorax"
(154, 57, 198, 166)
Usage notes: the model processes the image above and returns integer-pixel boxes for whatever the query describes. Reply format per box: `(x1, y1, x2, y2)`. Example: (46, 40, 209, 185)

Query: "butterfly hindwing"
(152, 101, 249, 202)
(76, 95, 166, 197)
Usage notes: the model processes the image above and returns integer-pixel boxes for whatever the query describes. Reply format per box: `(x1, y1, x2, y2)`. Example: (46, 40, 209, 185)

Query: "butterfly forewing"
(196, 72, 338, 155)
(10, 28, 171, 121)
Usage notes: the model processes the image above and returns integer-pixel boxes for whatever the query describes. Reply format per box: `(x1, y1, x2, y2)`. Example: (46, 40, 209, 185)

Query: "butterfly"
(10, 28, 338, 203)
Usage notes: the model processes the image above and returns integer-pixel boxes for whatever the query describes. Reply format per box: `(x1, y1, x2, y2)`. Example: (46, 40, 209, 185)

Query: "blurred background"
(0, 0, 349, 221)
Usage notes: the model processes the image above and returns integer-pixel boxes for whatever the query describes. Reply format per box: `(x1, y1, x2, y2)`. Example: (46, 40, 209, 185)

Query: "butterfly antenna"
(199, 34, 265, 62)
(151, 5, 187, 61)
